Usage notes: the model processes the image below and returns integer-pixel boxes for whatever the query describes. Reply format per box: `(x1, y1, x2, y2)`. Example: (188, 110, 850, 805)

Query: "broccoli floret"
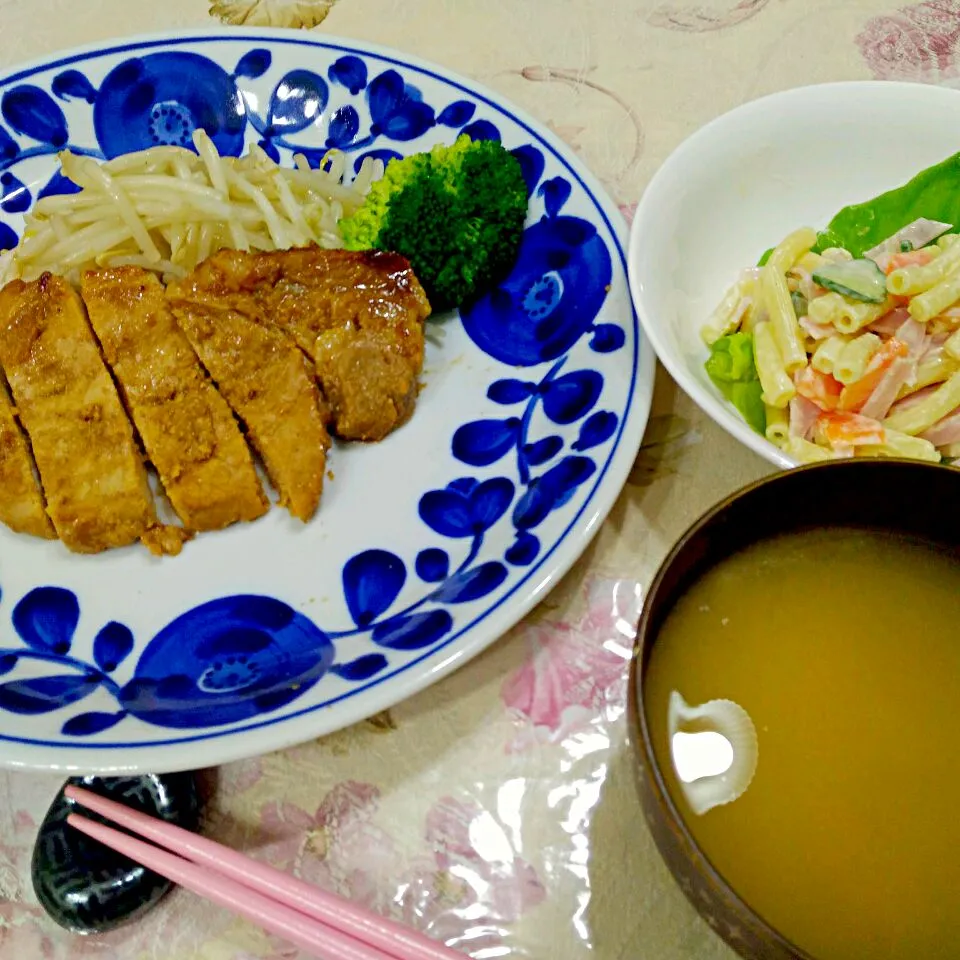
(340, 135, 528, 312)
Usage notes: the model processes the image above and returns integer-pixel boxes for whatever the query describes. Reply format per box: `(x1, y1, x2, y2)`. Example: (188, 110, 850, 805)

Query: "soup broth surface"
(645, 528, 960, 960)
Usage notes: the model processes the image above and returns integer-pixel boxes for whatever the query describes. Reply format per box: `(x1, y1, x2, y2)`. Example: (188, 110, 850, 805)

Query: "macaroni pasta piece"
(888, 240, 960, 296)
(762, 228, 816, 372)
(792, 251, 823, 274)
(807, 293, 845, 327)
(884, 371, 960, 435)
(767, 228, 818, 272)
(753, 321, 795, 408)
(834, 298, 894, 336)
(897, 354, 959, 398)
(927, 313, 960, 336)
(701, 280, 747, 346)
(811, 334, 848, 376)
(761, 266, 807, 371)
(764, 404, 789, 445)
(739, 278, 764, 334)
(856, 429, 941, 462)
(834, 333, 881, 385)
(908, 269, 960, 323)
(943, 327, 960, 361)
(807, 292, 891, 335)
(783, 436, 835, 462)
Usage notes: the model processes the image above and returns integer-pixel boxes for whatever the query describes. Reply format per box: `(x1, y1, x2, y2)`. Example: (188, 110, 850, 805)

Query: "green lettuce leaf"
(704, 332, 766, 435)
(729, 381, 766, 435)
(814, 151, 960, 257)
(754, 151, 960, 264)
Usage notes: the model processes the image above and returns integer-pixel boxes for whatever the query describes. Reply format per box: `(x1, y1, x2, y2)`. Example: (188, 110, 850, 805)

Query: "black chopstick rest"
(32, 772, 202, 934)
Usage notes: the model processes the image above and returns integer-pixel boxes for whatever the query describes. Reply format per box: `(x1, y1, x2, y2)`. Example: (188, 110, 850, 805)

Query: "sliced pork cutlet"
(0, 372, 54, 539)
(165, 286, 329, 522)
(81, 267, 268, 532)
(173, 247, 431, 442)
(0, 274, 156, 553)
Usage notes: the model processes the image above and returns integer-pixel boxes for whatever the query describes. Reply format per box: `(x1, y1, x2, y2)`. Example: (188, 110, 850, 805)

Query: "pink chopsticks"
(64, 785, 463, 960)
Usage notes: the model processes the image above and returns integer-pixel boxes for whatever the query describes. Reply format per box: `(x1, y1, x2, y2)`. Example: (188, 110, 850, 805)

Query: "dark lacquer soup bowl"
(626, 458, 960, 960)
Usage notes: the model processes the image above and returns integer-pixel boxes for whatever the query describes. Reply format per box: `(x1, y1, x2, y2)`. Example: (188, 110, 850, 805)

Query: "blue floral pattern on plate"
(0, 31, 652, 771)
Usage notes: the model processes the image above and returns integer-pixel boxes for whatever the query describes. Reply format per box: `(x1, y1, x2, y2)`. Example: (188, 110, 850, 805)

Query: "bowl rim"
(626, 79, 960, 472)
(629, 457, 960, 960)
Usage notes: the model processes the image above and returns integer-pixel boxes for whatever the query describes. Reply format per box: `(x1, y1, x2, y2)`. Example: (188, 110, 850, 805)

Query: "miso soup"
(645, 528, 960, 960)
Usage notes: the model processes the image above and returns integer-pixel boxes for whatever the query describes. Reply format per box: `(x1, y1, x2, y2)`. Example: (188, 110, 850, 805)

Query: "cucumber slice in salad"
(811, 258, 887, 303)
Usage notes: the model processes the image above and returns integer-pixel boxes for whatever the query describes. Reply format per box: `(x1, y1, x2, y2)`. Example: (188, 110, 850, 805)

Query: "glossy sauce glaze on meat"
(0, 246, 431, 554)
(167, 294, 330, 523)
(0, 371, 55, 539)
(81, 268, 270, 531)
(0, 274, 168, 553)
(166, 248, 430, 442)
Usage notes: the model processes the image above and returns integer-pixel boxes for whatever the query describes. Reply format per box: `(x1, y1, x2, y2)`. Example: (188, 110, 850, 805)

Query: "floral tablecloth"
(0, 1, 949, 957)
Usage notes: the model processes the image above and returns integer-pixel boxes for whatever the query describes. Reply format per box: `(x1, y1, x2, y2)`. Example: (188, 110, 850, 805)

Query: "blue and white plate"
(0, 29, 653, 773)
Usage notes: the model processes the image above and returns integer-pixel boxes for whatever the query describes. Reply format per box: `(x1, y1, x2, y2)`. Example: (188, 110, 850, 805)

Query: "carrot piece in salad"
(816, 411, 886, 448)
(837, 337, 910, 412)
(882, 248, 937, 275)
(795, 365, 843, 411)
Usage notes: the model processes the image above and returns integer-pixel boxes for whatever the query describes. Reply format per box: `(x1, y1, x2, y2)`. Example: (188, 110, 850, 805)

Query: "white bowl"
(627, 81, 960, 468)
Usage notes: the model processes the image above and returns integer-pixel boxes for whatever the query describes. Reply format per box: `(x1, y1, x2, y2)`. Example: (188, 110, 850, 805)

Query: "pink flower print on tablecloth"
(425, 796, 545, 921)
(0, 808, 54, 957)
(256, 782, 545, 952)
(216, 755, 264, 795)
(0, 808, 35, 901)
(647, 0, 769, 32)
(260, 781, 400, 910)
(199, 755, 264, 807)
(304, 782, 406, 915)
(857, 0, 960, 82)
(0, 904, 56, 957)
(501, 578, 642, 750)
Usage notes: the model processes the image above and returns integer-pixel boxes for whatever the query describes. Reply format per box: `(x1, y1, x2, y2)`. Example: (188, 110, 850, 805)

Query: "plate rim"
(0, 27, 654, 773)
